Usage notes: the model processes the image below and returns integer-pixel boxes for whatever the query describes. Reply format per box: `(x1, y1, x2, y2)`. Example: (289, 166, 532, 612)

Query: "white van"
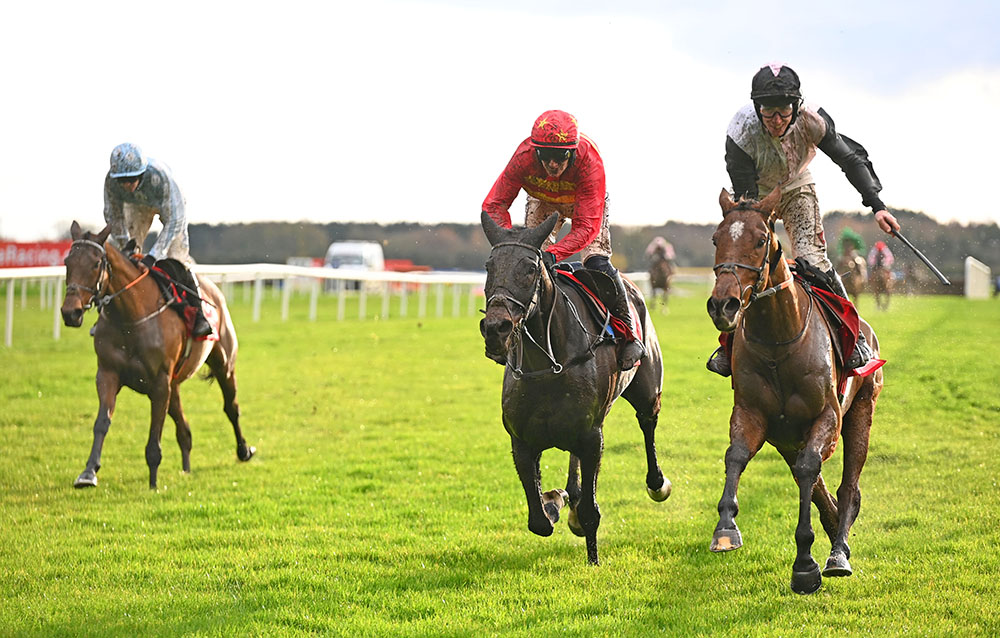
(324, 241, 385, 289)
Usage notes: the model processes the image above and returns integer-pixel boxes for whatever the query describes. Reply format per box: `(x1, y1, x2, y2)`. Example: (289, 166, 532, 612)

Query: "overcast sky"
(1, 0, 998, 241)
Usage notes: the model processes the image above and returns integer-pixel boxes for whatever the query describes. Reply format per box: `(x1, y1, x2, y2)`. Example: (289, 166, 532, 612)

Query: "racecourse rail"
(1, 264, 711, 347)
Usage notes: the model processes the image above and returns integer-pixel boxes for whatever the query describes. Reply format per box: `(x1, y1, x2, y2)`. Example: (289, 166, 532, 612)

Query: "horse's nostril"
(723, 298, 741, 315)
(497, 319, 512, 335)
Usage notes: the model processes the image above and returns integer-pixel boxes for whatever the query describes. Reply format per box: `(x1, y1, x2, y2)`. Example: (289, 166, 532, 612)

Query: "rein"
(485, 242, 607, 379)
(67, 239, 167, 324)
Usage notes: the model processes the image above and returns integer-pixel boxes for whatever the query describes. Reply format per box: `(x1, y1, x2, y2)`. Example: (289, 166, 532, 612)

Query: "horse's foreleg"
(711, 408, 765, 552)
(790, 446, 825, 594)
(779, 449, 839, 543)
(167, 387, 192, 473)
(146, 380, 171, 490)
(75, 369, 121, 488)
(208, 349, 254, 462)
(574, 430, 604, 565)
(510, 436, 553, 537)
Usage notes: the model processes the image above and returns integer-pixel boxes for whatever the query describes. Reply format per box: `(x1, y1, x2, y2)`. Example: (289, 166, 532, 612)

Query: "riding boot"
(603, 267, 646, 371)
(827, 269, 872, 370)
(706, 344, 731, 377)
(182, 268, 213, 338)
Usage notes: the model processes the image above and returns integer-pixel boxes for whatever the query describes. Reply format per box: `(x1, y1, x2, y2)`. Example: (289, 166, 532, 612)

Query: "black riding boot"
(181, 268, 213, 338)
(706, 345, 731, 377)
(586, 256, 645, 371)
(827, 269, 872, 370)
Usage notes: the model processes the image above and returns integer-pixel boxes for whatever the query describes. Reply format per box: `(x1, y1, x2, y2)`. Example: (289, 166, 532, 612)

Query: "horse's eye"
(757, 236, 767, 248)
(711, 236, 718, 246)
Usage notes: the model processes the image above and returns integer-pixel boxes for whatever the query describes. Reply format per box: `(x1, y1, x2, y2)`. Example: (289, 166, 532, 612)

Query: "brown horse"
(480, 212, 671, 565)
(648, 253, 675, 308)
(705, 189, 883, 594)
(839, 251, 867, 302)
(870, 262, 892, 310)
(60, 222, 254, 489)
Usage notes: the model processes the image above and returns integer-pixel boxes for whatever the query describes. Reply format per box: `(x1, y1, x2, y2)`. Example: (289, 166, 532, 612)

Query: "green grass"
(1, 285, 999, 636)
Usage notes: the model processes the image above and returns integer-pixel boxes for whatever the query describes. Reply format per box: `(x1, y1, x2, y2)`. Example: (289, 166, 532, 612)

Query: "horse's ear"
(719, 189, 737, 216)
(70, 221, 82, 240)
(481, 211, 505, 247)
(757, 186, 782, 215)
(525, 212, 560, 249)
(95, 225, 112, 245)
(124, 238, 137, 254)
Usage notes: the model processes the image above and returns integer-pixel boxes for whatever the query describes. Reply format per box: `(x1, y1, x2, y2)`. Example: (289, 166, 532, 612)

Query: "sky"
(1, 0, 999, 242)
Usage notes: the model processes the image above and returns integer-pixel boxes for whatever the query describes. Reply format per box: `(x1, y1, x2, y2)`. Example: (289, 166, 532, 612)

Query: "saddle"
(552, 263, 641, 343)
(131, 256, 217, 342)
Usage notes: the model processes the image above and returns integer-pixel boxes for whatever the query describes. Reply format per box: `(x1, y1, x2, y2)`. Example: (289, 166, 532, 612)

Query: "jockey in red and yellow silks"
(482, 133, 606, 262)
(481, 110, 643, 371)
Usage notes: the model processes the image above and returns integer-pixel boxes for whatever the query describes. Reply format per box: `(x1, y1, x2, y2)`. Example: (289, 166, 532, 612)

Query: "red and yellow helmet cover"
(529, 110, 579, 149)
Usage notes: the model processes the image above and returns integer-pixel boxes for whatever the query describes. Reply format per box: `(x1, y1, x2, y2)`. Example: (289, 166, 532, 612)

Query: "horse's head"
(61, 221, 111, 327)
(479, 212, 559, 364)
(707, 187, 781, 332)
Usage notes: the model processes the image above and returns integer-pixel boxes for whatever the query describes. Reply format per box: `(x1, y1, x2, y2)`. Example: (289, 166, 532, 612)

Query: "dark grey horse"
(479, 212, 671, 565)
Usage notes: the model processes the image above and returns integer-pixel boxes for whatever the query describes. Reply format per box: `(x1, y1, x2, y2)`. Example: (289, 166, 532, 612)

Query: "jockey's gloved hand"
(140, 254, 156, 269)
(542, 251, 557, 269)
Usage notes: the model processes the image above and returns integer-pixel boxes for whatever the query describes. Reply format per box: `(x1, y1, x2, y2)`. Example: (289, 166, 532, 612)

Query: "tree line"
(182, 208, 1000, 286)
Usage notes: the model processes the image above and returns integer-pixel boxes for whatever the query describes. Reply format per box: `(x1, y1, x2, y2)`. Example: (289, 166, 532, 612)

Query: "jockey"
(482, 109, 644, 371)
(103, 143, 212, 338)
(646, 236, 676, 263)
(707, 63, 902, 377)
(868, 240, 895, 270)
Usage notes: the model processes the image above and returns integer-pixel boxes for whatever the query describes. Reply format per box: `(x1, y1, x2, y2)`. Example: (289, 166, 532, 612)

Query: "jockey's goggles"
(535, 148, 574, 163)
(759, 104, 794, 119)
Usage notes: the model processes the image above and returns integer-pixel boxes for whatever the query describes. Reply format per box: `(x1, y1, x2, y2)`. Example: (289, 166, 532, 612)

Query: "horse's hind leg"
(167, 386, 192, 473)
(825, 379, 878, 578)
(622, 353, 671, 502)
(207, 348, 254, 462)
(565, 454, 585, 538)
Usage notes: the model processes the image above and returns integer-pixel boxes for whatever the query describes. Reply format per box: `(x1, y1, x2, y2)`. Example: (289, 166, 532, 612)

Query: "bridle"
(65, 239, 110, 311)
(712, 216, 792, 313)
(484, 241, 598, 378)
(65, 238, 163, 322)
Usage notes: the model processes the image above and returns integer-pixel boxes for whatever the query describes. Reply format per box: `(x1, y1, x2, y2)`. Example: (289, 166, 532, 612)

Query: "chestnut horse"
(479, 212, 671, 565)
(60, 222, 254, 489)
(648, 252, 675, 308)
(705, 190, 883, 594)
(870, 261, 892, 310)
(839, 251, 867, 302)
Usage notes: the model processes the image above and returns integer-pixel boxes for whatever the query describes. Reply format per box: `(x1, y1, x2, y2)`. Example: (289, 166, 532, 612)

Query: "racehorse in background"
(60, 222, 254, 489)
(839, 250, 867, 304)
(646, 236, 676, 308)
(870, 257, 893, 310)
(479, 212, 671, 565)
(705, 189, 883, 594)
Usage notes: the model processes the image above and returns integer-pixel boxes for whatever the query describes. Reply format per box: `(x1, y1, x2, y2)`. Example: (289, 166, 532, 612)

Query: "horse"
(60, 222, 255, 489)
(648, 252, 675, 308)
(839, 251, 867, 303)
(870, 261, 892, 310)
(479, 212, 671, 565)
(705, 189, 883, 594)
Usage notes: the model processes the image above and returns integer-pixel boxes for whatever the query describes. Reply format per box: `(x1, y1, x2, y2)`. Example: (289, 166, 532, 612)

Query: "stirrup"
(706, 346, 731, 377)
(846, 339, 872, 370)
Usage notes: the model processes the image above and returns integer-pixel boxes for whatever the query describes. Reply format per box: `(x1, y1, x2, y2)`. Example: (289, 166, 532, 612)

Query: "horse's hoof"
(710, 528, 742, 552)
(823, 552, 853, 577)
(237, 445, 256, 462)
(73, 472, 98, 488)
(646, 477, 672, 502)
(791, 565, 823, 594)
(541, 489, 568, 524)
(567, 506, 586, 538)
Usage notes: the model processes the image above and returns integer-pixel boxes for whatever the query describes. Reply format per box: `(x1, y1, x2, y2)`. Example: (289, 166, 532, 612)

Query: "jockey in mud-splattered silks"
(482, 109, 644, 371)
(102, 143, 211, 338)
(706, 64, 903, 377)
